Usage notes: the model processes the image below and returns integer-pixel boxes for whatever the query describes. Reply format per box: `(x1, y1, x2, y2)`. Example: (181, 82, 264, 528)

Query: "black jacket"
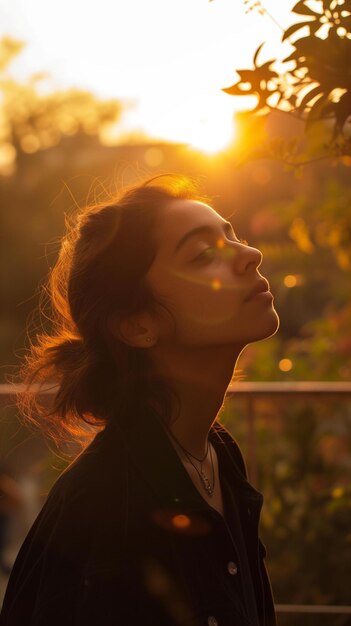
(0, 410, 277, 626)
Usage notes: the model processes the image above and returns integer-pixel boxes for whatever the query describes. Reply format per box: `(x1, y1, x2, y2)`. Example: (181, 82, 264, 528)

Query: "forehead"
(155, 199, 224, 248)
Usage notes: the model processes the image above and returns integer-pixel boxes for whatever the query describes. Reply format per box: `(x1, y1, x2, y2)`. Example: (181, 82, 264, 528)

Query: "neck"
(150, 342, 245, 459)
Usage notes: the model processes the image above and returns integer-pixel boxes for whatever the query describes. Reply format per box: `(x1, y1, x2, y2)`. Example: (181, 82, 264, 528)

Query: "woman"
(0, 174, 280, 626)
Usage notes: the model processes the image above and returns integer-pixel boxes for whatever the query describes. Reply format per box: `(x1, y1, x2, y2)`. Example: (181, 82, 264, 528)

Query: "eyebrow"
(174, 221, 235, 254)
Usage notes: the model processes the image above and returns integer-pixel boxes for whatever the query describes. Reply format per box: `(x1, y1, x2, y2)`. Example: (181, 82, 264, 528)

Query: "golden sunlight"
(187, 113, 237, 155)
(102, 105, 238, 155)
(0, 0, 295, 150)
(141, 94, 239, 156)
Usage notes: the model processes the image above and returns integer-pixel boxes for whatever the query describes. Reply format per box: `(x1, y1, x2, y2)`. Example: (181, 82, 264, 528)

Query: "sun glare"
(187, 114, 237, 155)
(141, 95, 239, 156)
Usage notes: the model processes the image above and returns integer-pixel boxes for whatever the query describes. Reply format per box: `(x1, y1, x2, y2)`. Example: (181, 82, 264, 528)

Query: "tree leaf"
(282, 21, 312, 41)
(299, 85, 324, 110)
(306, 94, 330, 123)
(257, 60, 277, 72)
(294, 35, 323, 56)
(309, 19, 323, 35)
(340, 15, 351, 30)
(253, 43, 265, 67)
(283, 50, 301, 64)
(236, 69, 256, 83)
(222, 82, 254, 96)
(333, 91, 351, 129)
(341, 0, 351, 11)
(292, 0, 321, 16)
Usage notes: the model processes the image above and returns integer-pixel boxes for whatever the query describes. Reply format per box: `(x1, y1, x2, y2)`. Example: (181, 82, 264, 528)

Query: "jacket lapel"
(210, 422, 264, 504)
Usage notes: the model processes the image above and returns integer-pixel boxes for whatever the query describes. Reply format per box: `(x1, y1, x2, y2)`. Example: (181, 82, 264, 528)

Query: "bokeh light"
(283, 274, 304, 288)
(284, 275, 297, 288)
(279, 358, 293, 372)
(143, 147, 164, 167)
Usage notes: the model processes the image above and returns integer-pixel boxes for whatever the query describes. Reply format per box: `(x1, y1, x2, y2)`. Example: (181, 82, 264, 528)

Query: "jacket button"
(227, 561, 238, 575)
(207, 616, 218, 626)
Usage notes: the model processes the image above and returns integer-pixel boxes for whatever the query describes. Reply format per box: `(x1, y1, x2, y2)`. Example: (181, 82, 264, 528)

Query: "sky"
(0, 0, 295, 153)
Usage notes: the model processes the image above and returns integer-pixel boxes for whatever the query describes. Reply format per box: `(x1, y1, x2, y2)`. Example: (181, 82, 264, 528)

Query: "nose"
(226, 240, 263, 274)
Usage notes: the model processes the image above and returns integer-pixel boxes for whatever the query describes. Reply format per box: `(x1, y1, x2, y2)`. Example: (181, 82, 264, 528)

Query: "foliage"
(0, 36, 122, 175)
(222, 0, 351, 163)
(222, 395, 351, 620)
(238, 172, 351, 383)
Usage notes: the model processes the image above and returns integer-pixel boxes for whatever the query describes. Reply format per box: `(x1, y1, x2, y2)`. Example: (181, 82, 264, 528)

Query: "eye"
(193, 237, 249, 263)
(194, 246, 217, 262)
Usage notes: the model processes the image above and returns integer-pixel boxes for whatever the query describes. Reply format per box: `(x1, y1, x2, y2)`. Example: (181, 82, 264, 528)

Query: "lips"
(245, 278, 270, 301)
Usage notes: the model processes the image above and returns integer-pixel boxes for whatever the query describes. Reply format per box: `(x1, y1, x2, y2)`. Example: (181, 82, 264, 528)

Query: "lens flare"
(216, 238, 225, 249)
(172, 514, 191, 529)
(211, 279, 222, 291)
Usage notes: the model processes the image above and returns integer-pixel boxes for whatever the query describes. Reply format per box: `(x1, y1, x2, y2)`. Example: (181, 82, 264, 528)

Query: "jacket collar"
(108, 407, 263, 515)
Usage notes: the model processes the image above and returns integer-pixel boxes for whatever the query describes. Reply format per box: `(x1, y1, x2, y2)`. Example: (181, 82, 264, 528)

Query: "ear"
(108, 311, 158, 348)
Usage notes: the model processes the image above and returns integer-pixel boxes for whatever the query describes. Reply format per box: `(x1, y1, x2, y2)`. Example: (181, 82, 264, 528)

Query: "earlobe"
(144, 335, 157, 347)
(108, 312, 158, 348)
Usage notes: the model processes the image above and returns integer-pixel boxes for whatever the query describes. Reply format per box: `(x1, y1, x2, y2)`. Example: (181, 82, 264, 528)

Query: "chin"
(254, 311, 280, 343)
(248, 309, 280, 343)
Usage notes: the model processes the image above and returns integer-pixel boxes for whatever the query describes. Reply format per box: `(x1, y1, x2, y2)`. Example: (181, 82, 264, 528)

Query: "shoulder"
(0, 428, 132, 626)
(29, 425, 129, 543)
(6, 426, 129, 581)
(52, 424, 127, 495)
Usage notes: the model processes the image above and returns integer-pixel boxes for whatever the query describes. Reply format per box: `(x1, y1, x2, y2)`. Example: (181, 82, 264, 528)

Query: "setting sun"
(137, 94, 240, 155)
(187, 110, 237, 154)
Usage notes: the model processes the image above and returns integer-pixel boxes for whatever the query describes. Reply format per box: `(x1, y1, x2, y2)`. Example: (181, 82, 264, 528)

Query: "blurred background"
(0, 0, 350, 623)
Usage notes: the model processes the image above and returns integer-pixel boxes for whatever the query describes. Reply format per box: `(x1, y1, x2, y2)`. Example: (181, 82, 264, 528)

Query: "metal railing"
(1, 381, 351, 619)
(227, 381, 351, 619)
(227, 381, 351, 485)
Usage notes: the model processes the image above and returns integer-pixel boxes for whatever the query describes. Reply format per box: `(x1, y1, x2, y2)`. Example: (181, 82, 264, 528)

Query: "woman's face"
(146, 199, 279, 349)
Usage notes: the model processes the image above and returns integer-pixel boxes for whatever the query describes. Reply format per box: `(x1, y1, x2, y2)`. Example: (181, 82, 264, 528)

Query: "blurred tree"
(220, 0, 351, 165)
(0, 35, 125, 381)
(0, 36, 123, 175)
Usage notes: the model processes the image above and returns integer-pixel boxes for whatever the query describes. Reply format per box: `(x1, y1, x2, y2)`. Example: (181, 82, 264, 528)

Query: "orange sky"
(0, 0, 295, 153)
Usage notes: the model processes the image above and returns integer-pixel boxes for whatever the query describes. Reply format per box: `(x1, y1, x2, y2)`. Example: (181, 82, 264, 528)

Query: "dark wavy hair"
(16, 174, 209, 448)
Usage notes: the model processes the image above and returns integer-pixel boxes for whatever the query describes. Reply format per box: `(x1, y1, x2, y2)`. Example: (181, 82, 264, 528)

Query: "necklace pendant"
(200, 471, 214, 497)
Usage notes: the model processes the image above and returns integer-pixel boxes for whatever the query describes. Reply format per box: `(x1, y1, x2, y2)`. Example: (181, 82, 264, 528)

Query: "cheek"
(165, 274, 243, 329)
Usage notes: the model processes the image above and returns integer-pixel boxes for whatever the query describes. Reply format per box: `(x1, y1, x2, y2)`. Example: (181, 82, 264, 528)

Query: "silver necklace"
(167, 430, 215, 497)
